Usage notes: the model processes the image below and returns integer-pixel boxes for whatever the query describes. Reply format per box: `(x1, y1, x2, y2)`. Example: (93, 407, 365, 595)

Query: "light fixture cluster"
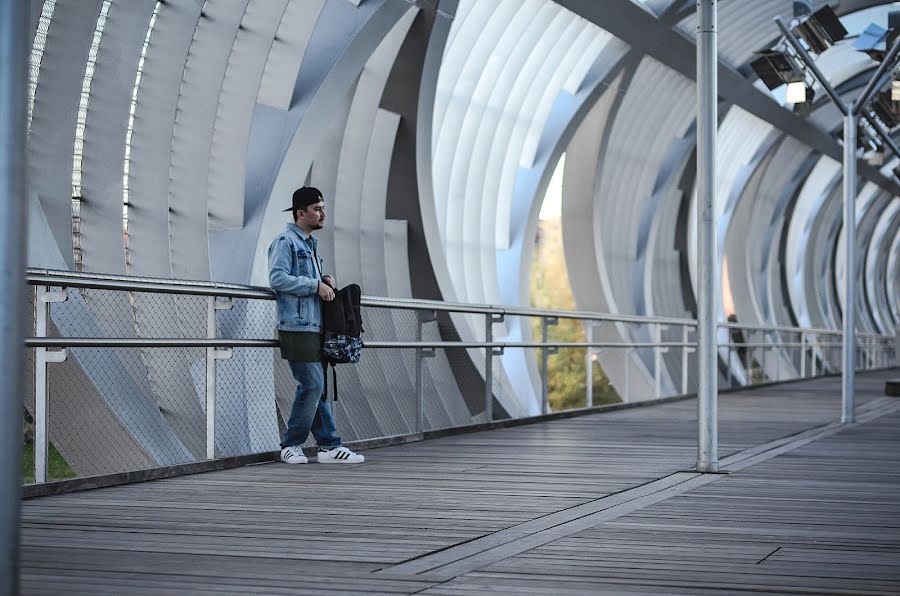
(750, 6, 848, 113)
(755, 5, 900, 171)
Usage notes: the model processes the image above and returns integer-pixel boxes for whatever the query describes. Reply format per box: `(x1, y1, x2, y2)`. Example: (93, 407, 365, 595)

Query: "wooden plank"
(21, 369, 900, 594)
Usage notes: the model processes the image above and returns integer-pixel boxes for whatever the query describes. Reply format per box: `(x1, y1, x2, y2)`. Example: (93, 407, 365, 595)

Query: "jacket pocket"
(294, 248, 317, 279)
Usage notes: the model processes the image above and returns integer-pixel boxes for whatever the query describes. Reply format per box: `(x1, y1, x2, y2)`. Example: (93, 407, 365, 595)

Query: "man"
(268, 186, 364, 464)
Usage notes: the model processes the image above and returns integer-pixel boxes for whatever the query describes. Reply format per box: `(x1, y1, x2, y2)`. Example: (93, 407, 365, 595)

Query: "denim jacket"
(268, 224, 325, 332)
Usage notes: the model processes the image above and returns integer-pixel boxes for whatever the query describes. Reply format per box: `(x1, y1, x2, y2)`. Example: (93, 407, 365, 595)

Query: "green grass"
(22, 442, 76, 484)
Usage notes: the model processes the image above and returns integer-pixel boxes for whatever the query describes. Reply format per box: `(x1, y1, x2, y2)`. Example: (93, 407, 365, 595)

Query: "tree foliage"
(530, 219, 621, 410)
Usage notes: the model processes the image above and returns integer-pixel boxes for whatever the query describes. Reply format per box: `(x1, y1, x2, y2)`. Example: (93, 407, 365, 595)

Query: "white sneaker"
(280, 446, 308, 464)
(317, 446, 364, 464)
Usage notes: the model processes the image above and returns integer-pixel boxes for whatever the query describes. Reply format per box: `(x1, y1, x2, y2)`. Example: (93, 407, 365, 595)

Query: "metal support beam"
(842, 114, 857, 423)
(853, 37, 900, 115)
(696, 0, 718, 473)
(777, 17, 900, 165)
(0, 0, 28, 591)
(554, 0, 900, 196)
(772, 16, 900, 425)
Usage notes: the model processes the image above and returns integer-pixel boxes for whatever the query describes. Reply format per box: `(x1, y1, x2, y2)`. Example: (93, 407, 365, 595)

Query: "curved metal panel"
(207, 0, 290, 232)
(834, 181, 880, 322)
(126, 0, 203, 277)
(27, 0, 104, 269)
(79, 0, 158, 275)
(864, 200, 900, 334)
(785, 156, 841, 328)
(886, 227, 900, 327)
(167, 1, 249, 281)
(255, 0, 325, 110)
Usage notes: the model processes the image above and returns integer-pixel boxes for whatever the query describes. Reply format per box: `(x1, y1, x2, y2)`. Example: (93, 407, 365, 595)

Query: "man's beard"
(312, 221, 324, 229)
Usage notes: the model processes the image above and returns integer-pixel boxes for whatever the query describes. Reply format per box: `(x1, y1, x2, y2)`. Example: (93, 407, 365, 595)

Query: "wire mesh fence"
(23, 270, 897, 485)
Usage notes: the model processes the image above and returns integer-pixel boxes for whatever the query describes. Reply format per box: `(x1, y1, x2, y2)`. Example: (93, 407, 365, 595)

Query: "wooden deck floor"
(21, 370, 900, 595)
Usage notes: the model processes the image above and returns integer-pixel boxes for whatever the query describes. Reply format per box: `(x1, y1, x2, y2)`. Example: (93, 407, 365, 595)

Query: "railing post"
(774, 334, 780, 382)
(681, 325, 690, 395)
(726, 341, 733, 387)
(811, 334, 818, 376)
(653, 323, 666, 398)
(33, 287, 69, 483)
(415, 311, 437, 432)
(586, 348, 594, 408)
(484, 313, 503, 422)
(205, 296, 233, 460)
(540, 316, 558, 414)
(625, 347, 632, 401)
(800, 332, 806, 378)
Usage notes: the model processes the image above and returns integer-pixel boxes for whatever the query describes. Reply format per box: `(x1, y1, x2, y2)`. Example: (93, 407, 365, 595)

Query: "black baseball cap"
(283, 187, 324, 212)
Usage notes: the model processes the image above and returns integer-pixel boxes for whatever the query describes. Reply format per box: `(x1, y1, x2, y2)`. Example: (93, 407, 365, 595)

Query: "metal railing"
(24, 269, 896, 484)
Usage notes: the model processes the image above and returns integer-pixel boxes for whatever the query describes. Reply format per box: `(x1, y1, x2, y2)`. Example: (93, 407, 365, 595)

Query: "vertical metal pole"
(206, 297, 217, 460)
(539, 317, 558, 414)
(205, 297, 233, 460)
(414, 311, 436, 432)
(32, 287, 67, 484)
(744, 331, 751, 385)
(681, 325, 689, 395)
(541, 317, 550, 415)
(484, 314, 493, 422)
(800, 332, 806, 378)
(842, 114, 856, 424)
(586, 348, 594, 408)
(653, 323, 662, 398)
(0, 0, 28, 588)
(624, 348, 631, 401)
(809, 335, 818, 377)
(33, 290, 50, 485)
(415, 313, 424, 432)
(696, 0, 718, 472)
(774, 339, 780, 382)
(726, 343, 732, 387)
(895, 325, 899, 367)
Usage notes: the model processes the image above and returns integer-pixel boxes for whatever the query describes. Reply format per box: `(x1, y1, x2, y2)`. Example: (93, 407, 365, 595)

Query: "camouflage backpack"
(320, 284, 364, 400)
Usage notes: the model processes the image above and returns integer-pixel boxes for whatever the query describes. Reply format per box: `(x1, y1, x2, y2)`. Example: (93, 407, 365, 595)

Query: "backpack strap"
(332, 364, 338, 401)
(321, 360, 339, 402)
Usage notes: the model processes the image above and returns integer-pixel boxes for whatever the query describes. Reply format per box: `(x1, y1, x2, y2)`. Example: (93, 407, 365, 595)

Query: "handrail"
(26, 269, 273, 300)
(721, 323, 889, 341)
(24, 338, 695, 350)
(24, 268, 895, 486)
(27, 268, 894, 340)
(27, 268, 695, 327)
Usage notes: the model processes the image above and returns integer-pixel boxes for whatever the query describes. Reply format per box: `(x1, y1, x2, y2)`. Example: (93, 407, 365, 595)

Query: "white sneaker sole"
(280, 450, 308, 464)
(281, 457, 308, 464)
(317, 456, 364, 464)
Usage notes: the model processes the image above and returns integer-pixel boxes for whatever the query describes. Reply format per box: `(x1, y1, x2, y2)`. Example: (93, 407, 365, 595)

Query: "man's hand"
(318, 281, 335, 301)
(322, 275, 337, 289)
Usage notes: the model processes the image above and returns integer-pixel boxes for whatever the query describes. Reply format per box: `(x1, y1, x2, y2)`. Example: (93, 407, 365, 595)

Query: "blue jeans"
(280, 361, 341, 449)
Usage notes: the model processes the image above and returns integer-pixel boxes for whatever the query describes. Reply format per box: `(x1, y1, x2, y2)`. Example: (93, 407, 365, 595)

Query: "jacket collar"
(287, 223, 316, 246)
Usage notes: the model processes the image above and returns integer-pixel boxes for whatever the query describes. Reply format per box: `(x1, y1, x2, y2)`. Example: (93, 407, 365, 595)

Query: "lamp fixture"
(750, 49, 802, 90)
(786, 80, 807, 103)
(792, 6, 847, 54)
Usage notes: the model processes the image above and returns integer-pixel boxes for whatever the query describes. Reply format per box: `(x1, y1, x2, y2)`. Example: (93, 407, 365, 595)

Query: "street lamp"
(774, 16, 900, 423)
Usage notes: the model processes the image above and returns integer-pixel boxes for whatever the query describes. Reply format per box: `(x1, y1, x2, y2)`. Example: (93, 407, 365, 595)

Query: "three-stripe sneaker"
(280, 445, 308, 464)
(317, 446, 364, 464)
